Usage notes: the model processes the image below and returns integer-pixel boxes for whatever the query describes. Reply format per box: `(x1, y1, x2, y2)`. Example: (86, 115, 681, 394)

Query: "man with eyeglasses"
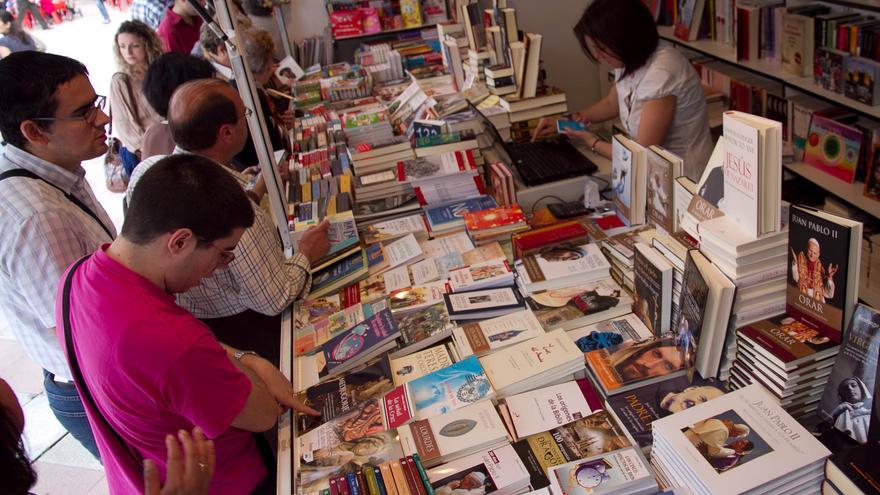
(0, 51, 115, 458)
(127, 79, 330, 365)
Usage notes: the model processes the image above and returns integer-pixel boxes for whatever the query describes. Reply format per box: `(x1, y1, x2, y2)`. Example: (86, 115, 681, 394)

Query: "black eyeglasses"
(30, 95, 107, 125)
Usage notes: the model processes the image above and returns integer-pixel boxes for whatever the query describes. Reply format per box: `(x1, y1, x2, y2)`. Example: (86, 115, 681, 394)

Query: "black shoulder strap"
(0, 169, 114, 239)
(62, 256, 143, 468)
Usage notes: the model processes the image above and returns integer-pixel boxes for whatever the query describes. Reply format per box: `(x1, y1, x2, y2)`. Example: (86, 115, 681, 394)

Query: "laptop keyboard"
(508, 139, 598, 186)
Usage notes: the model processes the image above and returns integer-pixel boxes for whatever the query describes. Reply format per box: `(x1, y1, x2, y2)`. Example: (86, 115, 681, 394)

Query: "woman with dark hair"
(0, 379, 36, 495)
(0, 10, 38, 59)
(533, 0, 713, 181)
(110, 20, 164, 154)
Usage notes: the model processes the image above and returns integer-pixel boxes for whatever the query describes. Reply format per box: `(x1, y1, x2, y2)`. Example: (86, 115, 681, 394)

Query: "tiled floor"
(1, 4, 128, 493)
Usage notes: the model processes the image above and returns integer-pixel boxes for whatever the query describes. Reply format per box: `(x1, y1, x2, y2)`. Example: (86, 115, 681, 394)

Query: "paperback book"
(547, 447, 657, 495)
(525, 278, 632, 332)
(585, 337, 689, 396)
(390, 345, 454, 387)
(632, 244, 673, 336)
(517, 244, 611, 293)
(501, 379, 604, 440)
(444, 287, 525, 320)
(451, 309, 545, 358)
(425, 196, 498, 234)
(425, 444, 530, 495)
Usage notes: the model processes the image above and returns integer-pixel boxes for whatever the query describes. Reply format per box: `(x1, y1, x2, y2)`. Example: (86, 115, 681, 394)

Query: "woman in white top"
(533, 0, 713, 181)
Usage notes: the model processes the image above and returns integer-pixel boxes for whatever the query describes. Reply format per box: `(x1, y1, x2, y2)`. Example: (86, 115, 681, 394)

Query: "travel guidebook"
(511, 409, 633, 489)
(818, 303, 880, 443)
(607, 374, 726, 452)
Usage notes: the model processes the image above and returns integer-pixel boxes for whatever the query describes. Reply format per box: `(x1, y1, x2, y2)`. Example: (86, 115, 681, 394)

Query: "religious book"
(500, 379, 604, 441)
(633, 244, 673, 336)
(298, 428, 404, 494)
(388, 282, 448, 315)
(391, 302, 456, 358)
(824, 443, 880, 495)
(443, 287, 525, 320)
(451, 309, 545, 358)
(320, 309, 401, 378)
(646, 145, 683, 234)
(363, 213, 428, 245)
(398, 401, 509, 468)
(310, 250, 369, 299)
(818, 303, 880, 443)
(390, 345, 454, 387)
(612, 134, 648, 225)
(585, 337, 689, 396)
(425, 444, 531, 495)
(448, 259, 515, 292)
(651, 384, 831, 494)
(516, 243, 611, 294)
(524, 277, 632, 332)
(424, 195, 498, 234)
(547, 448, 657, 495)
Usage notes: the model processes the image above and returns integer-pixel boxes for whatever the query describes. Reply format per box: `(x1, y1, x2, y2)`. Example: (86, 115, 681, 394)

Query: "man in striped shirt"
(0, 51, 115, 458)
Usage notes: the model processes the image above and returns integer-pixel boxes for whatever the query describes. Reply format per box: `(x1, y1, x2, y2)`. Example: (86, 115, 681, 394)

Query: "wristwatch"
(233, 350, 259, 361)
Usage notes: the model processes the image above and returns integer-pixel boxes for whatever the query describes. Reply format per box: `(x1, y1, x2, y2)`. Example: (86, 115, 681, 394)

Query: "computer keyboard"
(508, 139, 598, 187)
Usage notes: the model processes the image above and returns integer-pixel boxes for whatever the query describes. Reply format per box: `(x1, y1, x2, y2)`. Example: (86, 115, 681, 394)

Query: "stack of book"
(463, 204, 529, 245)
(601, 227, 656, 292)
(423, 195, 497, 235)
(424, 444, 531, 495)
(499, 87, 567, 131)
(515, 243, 611, 294)
(443, 286, 525, 321)
(729, 205, 862, 418)
(497, 378, 604, 442)
(450, 308, 544, 359)
(651, 384, 831, 494)
(485, 64, 516, 96)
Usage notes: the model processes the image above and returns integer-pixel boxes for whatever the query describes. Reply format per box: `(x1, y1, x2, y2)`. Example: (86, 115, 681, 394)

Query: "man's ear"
(167, 228, 196, 256)
(218, 123, 235, 144)
(19, 121, 51, 147)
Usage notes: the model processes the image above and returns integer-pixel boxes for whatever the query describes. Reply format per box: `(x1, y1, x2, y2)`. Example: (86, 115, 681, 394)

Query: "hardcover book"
(518, 244, 611, 292)
(607, 374, 725, 452)
(736, 314, 840, 370)
(818, 303, 880, 443)
(844, 56, 880, 106)
(479, 329, 584, 395)
(452, 309, 545, 358)
(633, 244, 674, 336)
(444, 287, 525, 320)
(646, 145, 682, 234)
(814, 47, 848, 94)
(803, 115, 862, 183)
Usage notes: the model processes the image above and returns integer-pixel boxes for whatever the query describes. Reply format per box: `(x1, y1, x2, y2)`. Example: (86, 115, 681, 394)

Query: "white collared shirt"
(0, 144, 116, 381)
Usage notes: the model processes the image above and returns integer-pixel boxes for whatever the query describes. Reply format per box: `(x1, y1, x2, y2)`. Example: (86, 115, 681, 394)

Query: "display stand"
(191, 0, 293, 255)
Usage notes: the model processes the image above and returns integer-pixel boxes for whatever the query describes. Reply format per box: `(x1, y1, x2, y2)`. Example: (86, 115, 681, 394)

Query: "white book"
(398, 401, 509, 467)
(422, 232, 475, 258)
(410, 258, 442, 286)
(426, 444, 530, 495)
(651, 384, 830, 495)
(517, 244, 611, 293)
(480, 329, 583, 393)
(390, 345, 454, 386)
(383, 265, 412, 293)
(389, 281, 448, 314)
(384, 233, 425, 268)
(547, 448, 657, 495)
(566, 312, 654, 344)
(448, 258, 514, 292)
(363, 213, 427, 244)
(452, 309, 544, 358)
(503, 380, 603, 440)
(612, 134, 648, 225)
(722, 111, 782, 239)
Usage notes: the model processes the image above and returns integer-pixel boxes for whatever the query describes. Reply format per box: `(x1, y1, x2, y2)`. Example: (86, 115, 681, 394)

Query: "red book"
(512, 221, 589, 259)
(337, 475, 351, 495)
(463, 204, 526, 232)
(403, 456, 428, 495)
(399, 457, 423, 495)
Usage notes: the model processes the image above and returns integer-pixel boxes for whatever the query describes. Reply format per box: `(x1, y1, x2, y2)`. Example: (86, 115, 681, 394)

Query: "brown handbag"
(103, 74, 143, 193)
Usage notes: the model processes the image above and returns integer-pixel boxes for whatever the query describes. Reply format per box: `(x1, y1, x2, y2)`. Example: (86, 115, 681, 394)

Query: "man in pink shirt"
(57, 154, 317, 494)
(157, 0, 204, 53)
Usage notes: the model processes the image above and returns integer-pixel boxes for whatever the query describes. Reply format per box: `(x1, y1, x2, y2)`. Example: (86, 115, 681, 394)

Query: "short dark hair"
(169, 80, 239, 151)
(199, 22, 224, 55)
(142, 52, 215, 118)
(573, 0, 659, 77)
(122, 154, 254, 244)
(0, 52, 88, 149)
(0, 406, 36, 495)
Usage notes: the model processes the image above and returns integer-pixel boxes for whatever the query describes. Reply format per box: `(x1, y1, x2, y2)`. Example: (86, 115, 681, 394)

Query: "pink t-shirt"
(56, 246, 267, 494)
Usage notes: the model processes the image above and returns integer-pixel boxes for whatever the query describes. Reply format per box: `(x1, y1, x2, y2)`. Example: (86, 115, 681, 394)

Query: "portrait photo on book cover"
(553, 410, 631, 458)
(537, 246, 586, 263)
(824, 375, 873, 443)
(431, 463, 497, 495)
(788, 212, 847, 310)
(681, 409, 773, 474)
(607, 337, 687, 383)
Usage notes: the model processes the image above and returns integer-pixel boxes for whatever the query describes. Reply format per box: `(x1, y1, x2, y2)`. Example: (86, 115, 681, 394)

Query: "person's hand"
(241, 355, 321, 417)
(298, 220, 331, 265)
(827, 263, 838, 279)
(563, 129, 599, 147)
(277, 155, 290, 183)
(531, 116, 560, 141)
(144, 428, 215, 495)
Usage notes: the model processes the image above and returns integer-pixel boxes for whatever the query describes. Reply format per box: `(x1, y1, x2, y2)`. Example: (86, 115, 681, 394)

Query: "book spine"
(411, 454, 435, 495)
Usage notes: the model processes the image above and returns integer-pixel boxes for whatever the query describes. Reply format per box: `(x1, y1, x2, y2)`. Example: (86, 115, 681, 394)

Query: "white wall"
(284, 0, 330, 42)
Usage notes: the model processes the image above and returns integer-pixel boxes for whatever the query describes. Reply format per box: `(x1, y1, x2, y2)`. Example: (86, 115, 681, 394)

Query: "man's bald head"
(168, 79, 242, 152)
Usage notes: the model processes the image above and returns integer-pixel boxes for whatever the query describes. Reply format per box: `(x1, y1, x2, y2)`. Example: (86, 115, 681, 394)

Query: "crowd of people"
(0, 0, 331, 493)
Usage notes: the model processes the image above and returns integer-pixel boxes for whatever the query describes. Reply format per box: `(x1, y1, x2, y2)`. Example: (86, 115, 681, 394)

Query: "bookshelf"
(333, 23, 439, 41)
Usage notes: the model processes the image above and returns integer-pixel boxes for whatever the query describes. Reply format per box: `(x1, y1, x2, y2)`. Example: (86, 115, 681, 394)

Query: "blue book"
(310, 250, 368, 298)
(405, 355, 494, 419)
(424, 195, 497, 233)
(321, 309, 400, 378)
(346, 472, 360, 495)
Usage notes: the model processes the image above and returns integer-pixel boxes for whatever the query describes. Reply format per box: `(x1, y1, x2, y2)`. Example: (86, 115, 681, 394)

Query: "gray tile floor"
(1, 5, 127, 492)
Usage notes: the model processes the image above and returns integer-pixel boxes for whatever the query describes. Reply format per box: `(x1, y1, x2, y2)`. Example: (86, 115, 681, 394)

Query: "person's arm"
(633, 95, 676, 148)
(223, 349, 280, 432)
(532, 85, 620, 140)
(144, 428, 214, 495)
(0, 46, 11, 59)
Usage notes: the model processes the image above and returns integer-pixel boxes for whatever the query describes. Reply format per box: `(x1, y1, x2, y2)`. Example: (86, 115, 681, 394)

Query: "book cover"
(504, 379, 604, 440)
(463, 205, 526, 232)
(312, 250, 368, 295)
(611, 136, 633, 221)
(803, 114, 862, 183)
(389, 282, 447, 314)
(737, 314, 840, 367)
(296, 359, 395, 432)
(454, 309, 545, 357)
(567, 313, 655, 345)
(448, 259, 513, 292)
(462, 242, 508, 266)
(299, 429, 404, 493)
(396, 302, 455, 347)
(818, 304, 880, 443)
(633, 244, 673, 336)
(400, 401, 508, 466)
(520, 244, 610, 284)
(607, 374, 725, 451)
(652, 384, 830, 494)
(425, 196, 498, 232)
(426, 444, 529, 495)
(844, 56, 880, 106)
(781, 13, 810, 76)
(526, 278, 632, 331)
(585, 337, 688, 394)
(480, 330, 584, 393)
(398, 152, 475, 182)
(814, 47, 847, 94)
(321, 309, 399, 376)
(826, 443, 880, 495)
(675, 251, 711, 369)
(548, 448, 655, 495)
(786, 205, 854, 339)
(384, 234, 425, 269)
(511, 410, 633, 489)
(364, 214, 427, 245)
(300, 397, 389, 456)
(390, 345, 454, 387)
(646, 147, 675, 233)
(406, 355, 494, 419)
(722, 112, 760, 237)
(512, 221, 589, 259)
